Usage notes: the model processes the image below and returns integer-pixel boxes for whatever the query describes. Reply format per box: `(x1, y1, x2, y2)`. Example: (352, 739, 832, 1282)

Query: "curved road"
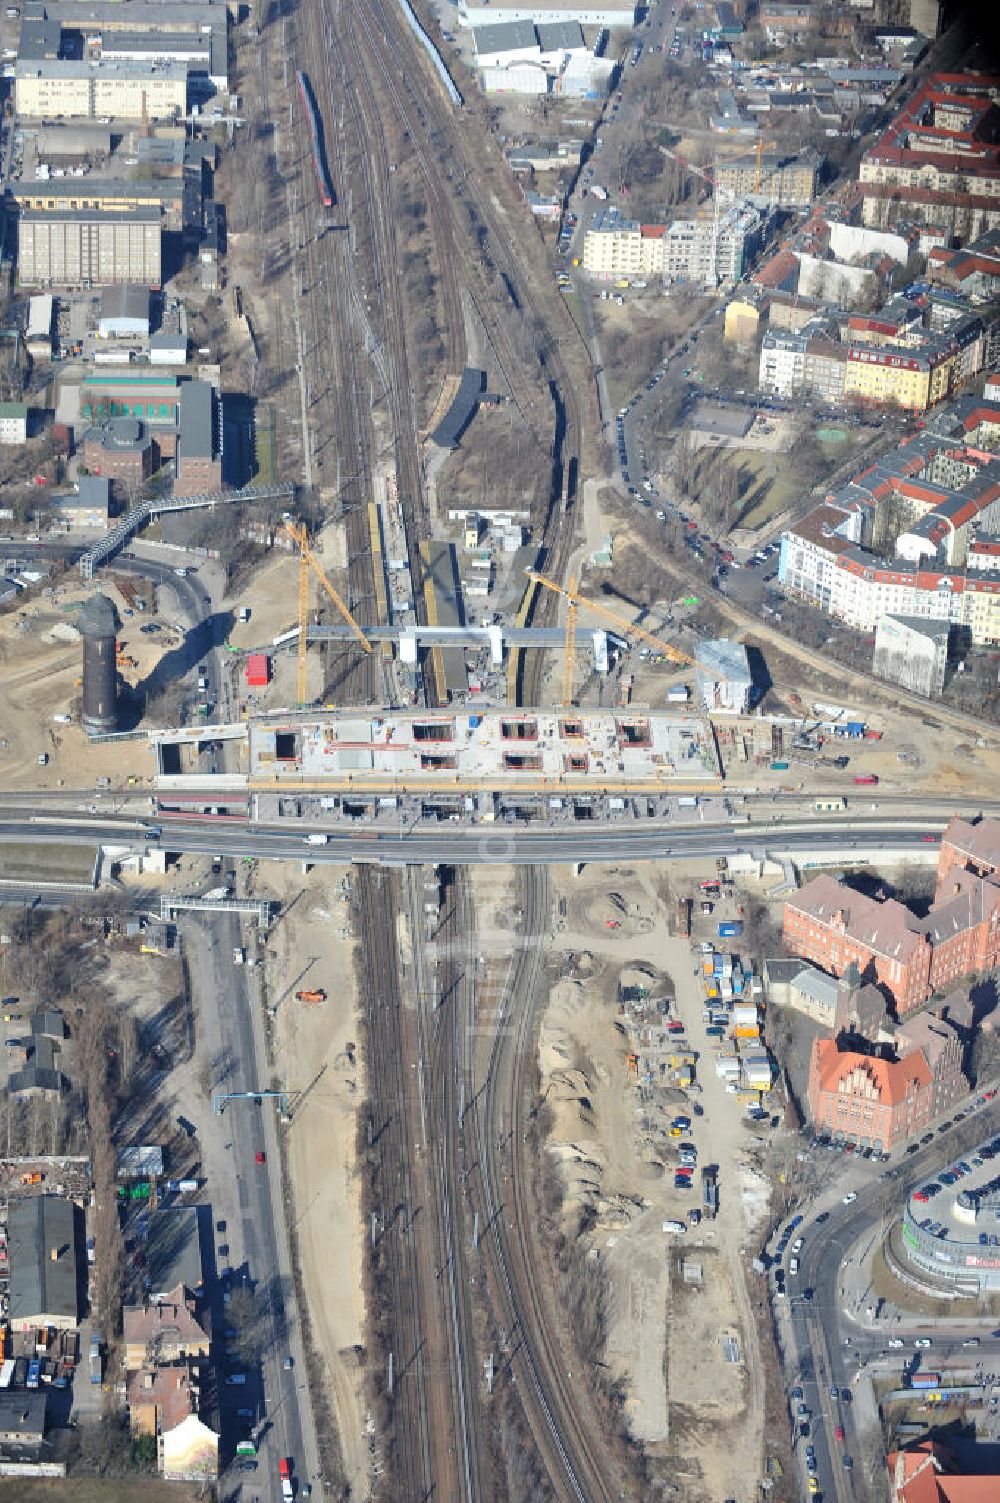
(775, 1104, 1000, 1503)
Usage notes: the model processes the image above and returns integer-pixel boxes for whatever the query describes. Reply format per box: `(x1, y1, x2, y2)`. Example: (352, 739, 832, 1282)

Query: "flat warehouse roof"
(8, 1195, 79, 1324)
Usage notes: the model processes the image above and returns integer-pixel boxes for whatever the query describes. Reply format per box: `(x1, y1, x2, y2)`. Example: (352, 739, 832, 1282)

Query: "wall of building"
(18, 213, 162, 288)
(873, 617, 947, 696)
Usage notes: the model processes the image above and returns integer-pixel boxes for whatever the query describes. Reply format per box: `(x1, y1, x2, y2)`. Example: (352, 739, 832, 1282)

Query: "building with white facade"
(583, 219, 665, 278)
(969, 539, 1000, 572)
(473, 19, 610, 94)
(873, 613, 950, 696)
(0, 403, 29, 444)
(661, 202, 765, 287)
(827, 221, 913, 267)
(777, 410, 1000, 646)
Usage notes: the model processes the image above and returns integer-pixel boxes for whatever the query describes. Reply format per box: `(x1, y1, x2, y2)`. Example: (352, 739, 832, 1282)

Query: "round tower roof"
(78, 591, 120, 639)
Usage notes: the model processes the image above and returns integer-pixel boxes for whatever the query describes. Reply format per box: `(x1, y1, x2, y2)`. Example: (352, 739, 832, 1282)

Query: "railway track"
(461, 865, 620, 1503)
(407, 865, 494, 1502)
(353, 866, 435, 1498)
(348, 0, 587, 579)
(274, 0, 613, 1491)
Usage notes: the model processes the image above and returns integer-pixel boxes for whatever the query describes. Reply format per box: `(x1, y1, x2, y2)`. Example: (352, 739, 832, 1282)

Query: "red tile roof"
(813, 1037, 932, 1105)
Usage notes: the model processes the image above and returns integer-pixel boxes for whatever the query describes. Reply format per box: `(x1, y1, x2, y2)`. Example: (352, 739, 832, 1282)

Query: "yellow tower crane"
(526, 569, 699, 705)
(282, 521, 373, 706)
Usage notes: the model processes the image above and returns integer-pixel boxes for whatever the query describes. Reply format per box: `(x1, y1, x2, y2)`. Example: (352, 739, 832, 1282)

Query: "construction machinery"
(526, 568, 700, 705)
(282, 520, 372, 705)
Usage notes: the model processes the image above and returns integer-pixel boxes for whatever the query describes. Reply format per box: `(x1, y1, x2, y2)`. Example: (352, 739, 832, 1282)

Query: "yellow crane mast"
(282, 521, 373, 705)
(526, 569, 699, 704)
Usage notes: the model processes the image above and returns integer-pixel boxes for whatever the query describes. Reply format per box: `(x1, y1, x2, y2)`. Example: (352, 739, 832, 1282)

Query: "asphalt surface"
(772, 1102, 1000, 1503)
(0, 811, 954, 868)
(191, 909, 314, 1503)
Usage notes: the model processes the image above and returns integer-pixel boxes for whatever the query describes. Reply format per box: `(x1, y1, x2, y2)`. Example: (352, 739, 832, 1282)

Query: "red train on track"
(296, 70, 334, 208)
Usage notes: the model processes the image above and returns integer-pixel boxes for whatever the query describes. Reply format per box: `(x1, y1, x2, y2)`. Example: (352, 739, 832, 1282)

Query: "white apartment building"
(969, 540, 1000, 572)
(779, 501, 1000, 644)
(582, 222, 665, 278)
(759, 327, 808, 395)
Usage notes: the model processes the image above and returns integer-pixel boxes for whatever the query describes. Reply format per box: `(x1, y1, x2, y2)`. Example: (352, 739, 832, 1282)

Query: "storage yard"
(473, 855, 783, 1501)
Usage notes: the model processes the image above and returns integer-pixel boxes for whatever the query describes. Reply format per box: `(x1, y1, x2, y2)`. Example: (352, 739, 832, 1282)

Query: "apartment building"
(18, 207, 162, 287)
(778, 409, 1000, 640)
(14, 61, 188, 121)
(781, 522, 1000, 642)
(712, 150, 820, 208)
(843, 337, 962, 412)
(123, 1283, 210, 1371)
(582, 221, 665, 279)
(661, 202, 765, 286)
(760, 301, 983, 415)
(858, 73, 1000, 236)
(0, 403, 29, 444)
(759, 2, 817, 44)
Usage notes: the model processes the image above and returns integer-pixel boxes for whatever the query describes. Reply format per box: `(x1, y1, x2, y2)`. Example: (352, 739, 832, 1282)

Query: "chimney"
(49, 1247, 59, 1262)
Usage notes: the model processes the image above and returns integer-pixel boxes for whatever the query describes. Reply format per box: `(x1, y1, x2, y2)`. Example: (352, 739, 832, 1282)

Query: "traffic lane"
(204, 916, 306, 1500)
(786, 1306, 838, 1495)
(0, 822, 951, 869)
(0, 821, 953, 872)
(791, 1113, 1000, 1475)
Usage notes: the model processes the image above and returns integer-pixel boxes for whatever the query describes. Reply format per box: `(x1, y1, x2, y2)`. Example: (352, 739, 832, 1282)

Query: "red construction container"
(246, 653, 271, 688)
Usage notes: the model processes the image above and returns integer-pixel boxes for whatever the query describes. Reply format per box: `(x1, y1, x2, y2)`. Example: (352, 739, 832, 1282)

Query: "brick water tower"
(79, 591, 120, 734)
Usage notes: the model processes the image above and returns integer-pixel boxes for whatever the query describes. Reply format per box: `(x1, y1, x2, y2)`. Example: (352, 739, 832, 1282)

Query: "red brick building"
(935, 815, 1000, 898)
(783, 817, 1000, 1013)
(82, 417, 153, 487)
(807, 1039, 933, 1152)
(782, 874, 932, 1013)
(173, 381, 221, 498)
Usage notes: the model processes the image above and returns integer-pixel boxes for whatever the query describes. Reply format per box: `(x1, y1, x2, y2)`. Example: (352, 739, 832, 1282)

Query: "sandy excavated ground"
(264, 859, 370, 1501)
(537, 860, 768, 1503)
(223, 525, 352, 712)
(0, 574, 175, 791)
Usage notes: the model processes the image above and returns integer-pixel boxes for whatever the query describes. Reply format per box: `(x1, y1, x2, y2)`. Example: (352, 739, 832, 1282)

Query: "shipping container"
(246, 653, 271, 688)
(853, 774, 879, 786)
